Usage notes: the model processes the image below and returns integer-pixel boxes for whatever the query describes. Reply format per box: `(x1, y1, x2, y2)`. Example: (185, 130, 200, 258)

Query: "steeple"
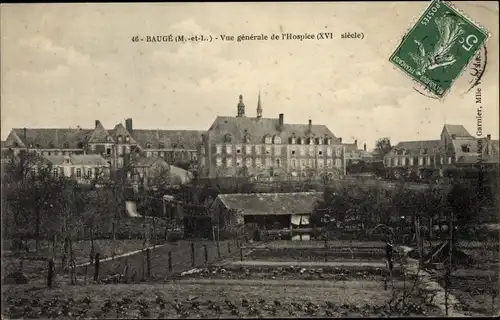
(256, 90, 263, 119)
(237, 94, 245, 117)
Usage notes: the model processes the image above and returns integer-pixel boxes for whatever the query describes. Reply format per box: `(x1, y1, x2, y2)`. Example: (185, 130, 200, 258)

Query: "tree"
(2, 152, 67, 250)
(374, 137, 392, 160)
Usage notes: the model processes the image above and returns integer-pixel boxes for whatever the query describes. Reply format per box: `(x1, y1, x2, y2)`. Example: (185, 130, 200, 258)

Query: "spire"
(257, 90, 263, 119)
(237, 94, 246, 117)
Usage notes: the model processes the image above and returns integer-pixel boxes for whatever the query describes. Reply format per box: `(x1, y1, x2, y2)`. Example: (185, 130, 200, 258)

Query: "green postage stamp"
(389, 0, 489, 98)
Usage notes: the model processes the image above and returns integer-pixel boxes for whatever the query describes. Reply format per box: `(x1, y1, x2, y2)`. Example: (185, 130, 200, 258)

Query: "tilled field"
(173, 265, 406, 281)
(2, 279, 441, 319)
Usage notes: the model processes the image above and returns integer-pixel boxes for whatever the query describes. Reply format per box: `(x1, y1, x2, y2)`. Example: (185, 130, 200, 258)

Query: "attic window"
(125, 136, 130, 143)
(146, 143, 152, 149)
(309, 138, 314, 145)
(107, 136, 113, 142)
(63, 142, 70, 149)
(159, 143, 165, 148)
(317, 138, 322, 145)
(461, 144, 470, 152)
(117, 135, 123, 143)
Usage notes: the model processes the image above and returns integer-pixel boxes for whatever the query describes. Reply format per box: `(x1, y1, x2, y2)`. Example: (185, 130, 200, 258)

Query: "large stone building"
(385, 124, 499, 170)
(199, 94, 346, 179)
(3, 118, 204, 171)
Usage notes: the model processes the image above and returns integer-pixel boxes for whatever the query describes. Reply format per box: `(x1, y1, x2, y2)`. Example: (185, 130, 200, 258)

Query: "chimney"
(279, 113, 284, 125)
(308, 119, 312, 132)
(364, 143, 367, 151)
(125, 118, 133, 133)
(339, 137, 342, 143)
(354, 140, 358, 148)
(95, 120, 101, 128)
(487, 134, 491, 140)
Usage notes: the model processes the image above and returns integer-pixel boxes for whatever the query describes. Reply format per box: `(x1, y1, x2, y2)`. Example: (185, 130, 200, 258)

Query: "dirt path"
(399, 246, 466, 317)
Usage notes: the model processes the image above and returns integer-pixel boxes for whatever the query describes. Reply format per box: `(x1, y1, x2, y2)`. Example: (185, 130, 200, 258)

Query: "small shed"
(209, 192, 323, 234)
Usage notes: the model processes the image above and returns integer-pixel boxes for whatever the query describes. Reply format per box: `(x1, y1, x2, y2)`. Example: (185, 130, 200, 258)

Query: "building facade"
(3, 119, 205, 175)
(42, 154, 110, 184)
(199, 94, 346, 179)
(384, 124, 499, 170)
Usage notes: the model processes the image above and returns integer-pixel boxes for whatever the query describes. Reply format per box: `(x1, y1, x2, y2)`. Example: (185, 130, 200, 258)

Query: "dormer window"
(264, 135, 272, 144)
(28, 144, 33, 148)
(125, 136, 130, 143)
(36, 144, 40, 148)
(224, 133, 233, 143)
(49, 142, 55, 148)
(317, 138, 322, 145)
(309, 137, 314, 145)
(291, 137, 296, 144)
(461, 144, 470, 152)
(63, 142, 70, 149)
(273, 136, 281, 144)
(146, 143, 152, 149)
(65, 158, 71, 164)
(117, 135, 123, 143)
(419, 148, 426, 155)
(159, 142, 165, 149)
(107, 136, 113, 142)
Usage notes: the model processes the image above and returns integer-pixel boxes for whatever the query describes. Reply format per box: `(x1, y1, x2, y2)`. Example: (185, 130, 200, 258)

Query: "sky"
(1, 2, 499, 150)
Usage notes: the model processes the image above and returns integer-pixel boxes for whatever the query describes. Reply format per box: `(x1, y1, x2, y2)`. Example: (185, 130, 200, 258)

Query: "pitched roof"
(88, 121, 110, 143)
(10, 128, 93, 149)
(453, 138, 500, 164)
(111, 123, 137, 144)
(132, 130, 204, 150)
(207, 116, 339, 145)
(443, 124, 473, 138)
(131, 156, 168, 167)
(44, 154, 109, 166)
(215, 192, 322, 216)
(391, 140, 443, 156)
(343, 143, 358, 153)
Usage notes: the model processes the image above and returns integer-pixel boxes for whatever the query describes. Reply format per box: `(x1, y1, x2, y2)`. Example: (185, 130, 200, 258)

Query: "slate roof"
(453, 137, 500, 164)
(88, 121, 110, 144)
(5, 125, 204, 151)
(9, 128, 93, 149)
(131, 156, 168, 168)
(391, 140, 443, 156)
(215, 192, 322, 216)
(44, 154, 110, 166)
(443, 124, 473, 138)
(343, 143, 358, 153)
(207, 116, 339, 145)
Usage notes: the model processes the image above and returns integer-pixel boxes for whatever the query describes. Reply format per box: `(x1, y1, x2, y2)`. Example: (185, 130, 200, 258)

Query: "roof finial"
(257, 90, 263, 119)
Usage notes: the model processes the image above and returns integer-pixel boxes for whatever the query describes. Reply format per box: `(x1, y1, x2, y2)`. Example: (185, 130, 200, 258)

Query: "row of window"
(260, 136, 335, 145)
(215, 144, 343, 157)
(386, 156, 452, 167)
(145, 150, 197, 160)
(215, 157, 343, 168)
(51, 167, 102, 178)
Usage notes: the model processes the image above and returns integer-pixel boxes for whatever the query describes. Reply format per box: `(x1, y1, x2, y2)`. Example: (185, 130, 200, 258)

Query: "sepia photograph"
(1, 1, 499, 318)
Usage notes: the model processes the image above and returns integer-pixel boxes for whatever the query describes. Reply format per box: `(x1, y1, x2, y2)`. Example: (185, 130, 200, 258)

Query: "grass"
(2, 239, 147, 282)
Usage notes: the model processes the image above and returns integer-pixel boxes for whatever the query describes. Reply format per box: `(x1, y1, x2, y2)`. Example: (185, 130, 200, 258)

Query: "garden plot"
(246, 247, 387, 262)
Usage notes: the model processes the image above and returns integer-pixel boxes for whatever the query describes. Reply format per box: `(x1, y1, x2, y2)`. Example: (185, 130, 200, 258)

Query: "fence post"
(47, 259, 54, 288)
(168, 251, 172, 273)
(216, 227, 221, 258)
(324, 239, 328, 262)
(204, 244, 208, 265)
(191, 242, 195, 267)
(93, 253, 100, 282)
(84, 265, 88, 285)
(146, 248, 151, 278)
